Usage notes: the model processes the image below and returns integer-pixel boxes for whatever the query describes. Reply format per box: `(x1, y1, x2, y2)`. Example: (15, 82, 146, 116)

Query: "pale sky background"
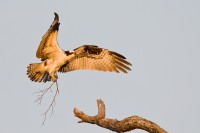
(0, 0, 199, 133)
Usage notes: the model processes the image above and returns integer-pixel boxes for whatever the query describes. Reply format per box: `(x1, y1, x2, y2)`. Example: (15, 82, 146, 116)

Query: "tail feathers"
(27, 63, 51, 83)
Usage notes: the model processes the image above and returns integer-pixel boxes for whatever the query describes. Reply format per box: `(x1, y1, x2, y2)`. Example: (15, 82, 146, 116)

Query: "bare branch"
(34, 81, 59, 125)
(74, 99, 167, 133)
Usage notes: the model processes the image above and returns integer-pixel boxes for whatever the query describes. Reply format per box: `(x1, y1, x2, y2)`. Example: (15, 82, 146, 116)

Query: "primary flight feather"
(27, 13, 132, 83)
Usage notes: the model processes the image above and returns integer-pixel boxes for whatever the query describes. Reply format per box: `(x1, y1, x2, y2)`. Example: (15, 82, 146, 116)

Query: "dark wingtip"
(110, 51, 126, 59)
(54, 12, 59, 21)
(51, 12, 60, 31)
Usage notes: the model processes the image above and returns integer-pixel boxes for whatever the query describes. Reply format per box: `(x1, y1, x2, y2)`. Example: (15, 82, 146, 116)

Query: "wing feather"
(115, 60, 131, 71)
(115, 64, 128, 73)
(58, 45, 132, 73)
(36, 12, 61, 61)
(113, 55, 132, 66)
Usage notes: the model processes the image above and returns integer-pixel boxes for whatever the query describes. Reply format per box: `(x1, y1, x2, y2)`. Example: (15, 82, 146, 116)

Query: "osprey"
(27, 13, 132, 83)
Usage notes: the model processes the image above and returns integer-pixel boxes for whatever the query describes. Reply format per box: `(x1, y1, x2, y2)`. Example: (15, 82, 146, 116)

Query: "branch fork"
(74, 99, 167, 133)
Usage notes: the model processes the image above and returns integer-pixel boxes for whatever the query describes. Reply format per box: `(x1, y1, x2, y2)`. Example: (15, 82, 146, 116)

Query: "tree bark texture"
(74, 99, 167, 133)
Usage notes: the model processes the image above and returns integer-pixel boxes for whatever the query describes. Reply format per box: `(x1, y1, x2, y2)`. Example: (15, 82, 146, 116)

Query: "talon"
(52, 77, 57, 82)
(52, 76, 58, 82)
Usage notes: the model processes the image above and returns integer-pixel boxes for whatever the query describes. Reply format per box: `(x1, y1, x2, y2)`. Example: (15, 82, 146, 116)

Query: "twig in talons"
(34, 81, 60, 125)
(41, 81, 59, 125)
(34, 82, 55, 105)
(56, 81, 59, 94)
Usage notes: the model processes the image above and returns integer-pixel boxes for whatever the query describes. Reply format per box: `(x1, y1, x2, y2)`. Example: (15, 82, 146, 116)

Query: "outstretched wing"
(58, 45, 132, 73)
(36, 12, 61, 61)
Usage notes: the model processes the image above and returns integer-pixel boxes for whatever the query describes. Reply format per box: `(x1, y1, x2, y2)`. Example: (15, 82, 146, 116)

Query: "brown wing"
(36, 12, 61, 61)
(58, 45, 132, 73)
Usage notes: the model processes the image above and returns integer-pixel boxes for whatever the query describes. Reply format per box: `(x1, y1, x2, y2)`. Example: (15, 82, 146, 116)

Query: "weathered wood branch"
(74, 99, 167, 133)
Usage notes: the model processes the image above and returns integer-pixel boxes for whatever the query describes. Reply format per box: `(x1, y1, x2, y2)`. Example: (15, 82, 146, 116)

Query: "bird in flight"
(27, 13, 132, 83)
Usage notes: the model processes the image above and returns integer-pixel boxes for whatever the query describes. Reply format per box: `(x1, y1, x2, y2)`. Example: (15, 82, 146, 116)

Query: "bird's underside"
(27, 13, 132, 83)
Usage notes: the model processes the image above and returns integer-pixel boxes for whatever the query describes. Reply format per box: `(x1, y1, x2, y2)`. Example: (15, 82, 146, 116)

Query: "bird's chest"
(49, 52, 74, 70)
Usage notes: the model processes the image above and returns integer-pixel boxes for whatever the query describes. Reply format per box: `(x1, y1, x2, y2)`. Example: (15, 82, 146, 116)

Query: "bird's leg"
(49, 71, 58, 82)
(51, 75, 58, 82)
